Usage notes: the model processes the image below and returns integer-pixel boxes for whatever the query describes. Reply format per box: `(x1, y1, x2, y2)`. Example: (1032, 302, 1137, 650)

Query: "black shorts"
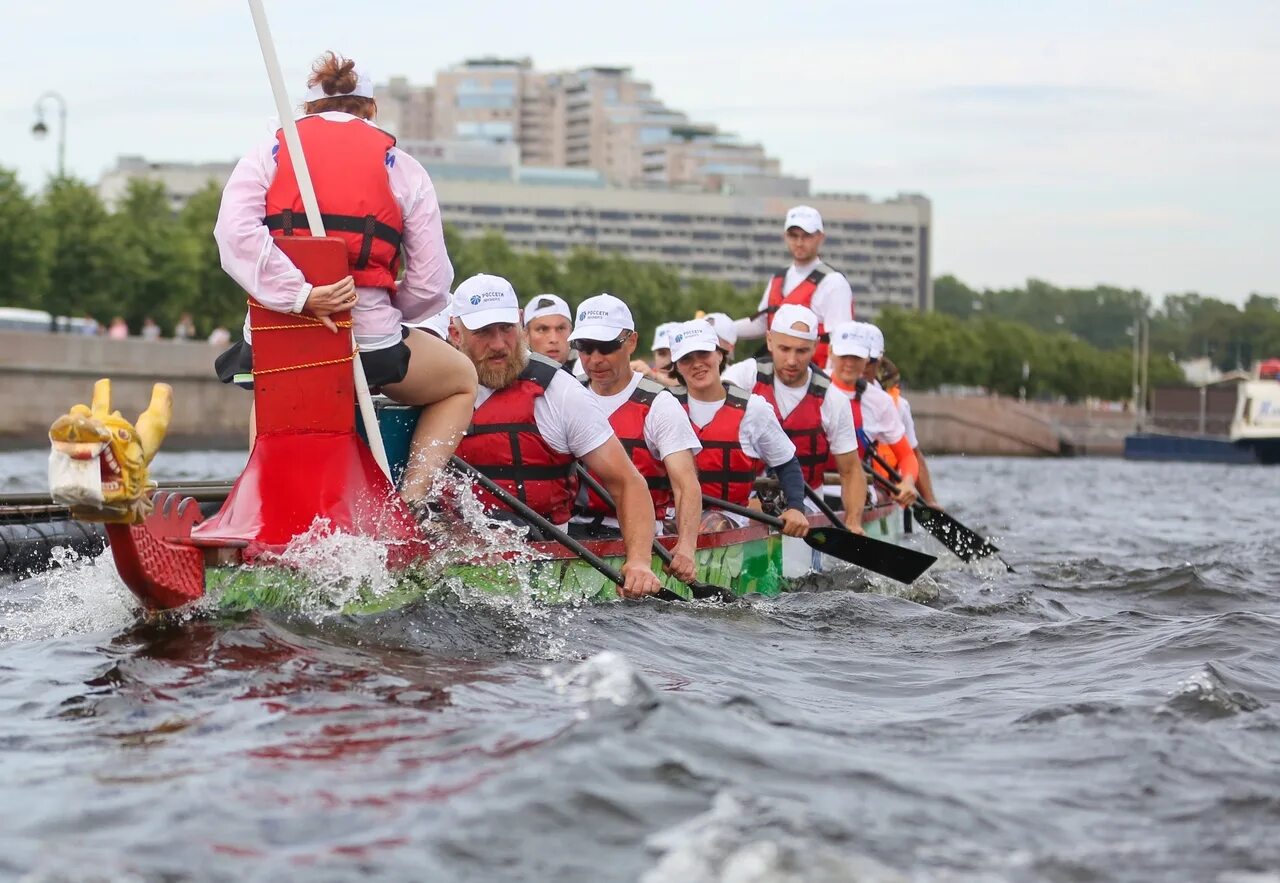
(215, 327, 411, 391)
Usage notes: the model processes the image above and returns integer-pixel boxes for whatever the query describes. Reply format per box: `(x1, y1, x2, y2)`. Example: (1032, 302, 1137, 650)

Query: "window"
(456, 94, 515, 110)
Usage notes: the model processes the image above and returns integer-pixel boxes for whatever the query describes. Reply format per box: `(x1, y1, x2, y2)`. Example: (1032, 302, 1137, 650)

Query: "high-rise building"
(375, 59, 784, 193)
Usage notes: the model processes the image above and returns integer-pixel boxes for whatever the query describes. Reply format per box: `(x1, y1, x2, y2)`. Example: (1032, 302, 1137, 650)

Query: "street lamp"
(32, 91, 68, 178)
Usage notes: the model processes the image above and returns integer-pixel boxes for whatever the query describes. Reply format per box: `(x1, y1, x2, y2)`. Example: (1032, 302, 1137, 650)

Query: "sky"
(6, 0, 1278, 303)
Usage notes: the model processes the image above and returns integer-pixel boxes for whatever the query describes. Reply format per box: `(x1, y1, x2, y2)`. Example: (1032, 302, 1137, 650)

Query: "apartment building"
(374, 59, 782, 193)
(433, 179, 932, 312)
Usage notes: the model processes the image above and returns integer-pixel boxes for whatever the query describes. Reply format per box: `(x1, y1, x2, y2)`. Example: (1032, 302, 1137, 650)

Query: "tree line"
(6, 167, 1273, 401)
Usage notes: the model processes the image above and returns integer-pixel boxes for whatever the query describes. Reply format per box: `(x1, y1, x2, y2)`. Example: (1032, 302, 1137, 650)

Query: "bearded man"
(449, 274, 662, 598)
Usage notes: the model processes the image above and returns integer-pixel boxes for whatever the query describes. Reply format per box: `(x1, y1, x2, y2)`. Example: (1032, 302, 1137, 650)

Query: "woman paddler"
(213, 52, 477, 504)
(664, 319, 814, 537)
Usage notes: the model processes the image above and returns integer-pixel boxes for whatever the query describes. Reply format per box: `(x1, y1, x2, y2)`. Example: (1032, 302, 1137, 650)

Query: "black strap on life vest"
(465, 354, 571, 504)
(675, 384, 757, 500)
(264, 209, 403, 270)
(581, 376, 673, 492)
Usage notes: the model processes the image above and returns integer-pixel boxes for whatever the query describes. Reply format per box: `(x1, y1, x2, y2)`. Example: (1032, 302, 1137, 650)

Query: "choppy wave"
(1, 454, 1279, 880)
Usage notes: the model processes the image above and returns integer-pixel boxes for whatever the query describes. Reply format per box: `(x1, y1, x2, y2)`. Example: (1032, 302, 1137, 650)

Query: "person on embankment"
(572, 294, 703, 583)
(731, 206, 854, 371)
(722, 305, 866, 532)
(666, 319, 812, 538)
(449, 275, 662, 599)
(212, 51, 476, 505)
(826, 322, 918, 507)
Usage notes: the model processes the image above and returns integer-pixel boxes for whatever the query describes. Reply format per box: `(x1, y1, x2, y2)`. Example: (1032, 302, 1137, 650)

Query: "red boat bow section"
(112, 238, 422, 611)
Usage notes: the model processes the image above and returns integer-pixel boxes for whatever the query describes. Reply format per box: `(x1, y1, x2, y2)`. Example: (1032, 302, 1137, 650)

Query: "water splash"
(549, 650, 655, 708)
(0, 545, 137, 645)
(1164, 665, 1265, 719)
(644, 790, 907, 883)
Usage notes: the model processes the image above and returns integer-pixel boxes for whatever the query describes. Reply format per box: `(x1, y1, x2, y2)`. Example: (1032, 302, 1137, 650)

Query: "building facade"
(433, 179, 931, 312)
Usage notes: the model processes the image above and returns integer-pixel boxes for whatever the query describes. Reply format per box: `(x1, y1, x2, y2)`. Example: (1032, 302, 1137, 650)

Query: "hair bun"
(308, 50, 358, 96)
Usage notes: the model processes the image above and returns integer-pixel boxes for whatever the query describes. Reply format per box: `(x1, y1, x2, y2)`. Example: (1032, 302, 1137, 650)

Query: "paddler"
(571, 295, 703, 583)
(666, 320, 811, 536)
(449, 274, 663, 598)
(876, 353, 941, 509)
(826, 322, 918, 506)
(631, 321, 680, 387)
(722, 305, 866, 532)
(523, 294, 578, 374)
(732, 206, 854, 370)
(212, 52, 476, 504)
(703, 312, 738, 363)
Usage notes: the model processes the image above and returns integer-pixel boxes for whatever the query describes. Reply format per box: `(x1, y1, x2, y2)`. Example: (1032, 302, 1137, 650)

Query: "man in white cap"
(703, 312, 738, 362)
(571, 295, 704, 583)
(666, 320, 811, 537)
(523, 293, 577, 374)
(722, 304, 865, 530)
(732, 205, 854, 370)
(826, 322, 918, 507)
(450, 274, 663, 598)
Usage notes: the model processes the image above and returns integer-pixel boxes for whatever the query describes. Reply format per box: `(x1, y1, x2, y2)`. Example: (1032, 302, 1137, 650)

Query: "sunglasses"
(574, 332, 631, 356)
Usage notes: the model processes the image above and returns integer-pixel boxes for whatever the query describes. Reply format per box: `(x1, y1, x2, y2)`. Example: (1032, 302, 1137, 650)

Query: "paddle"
(448, 456, 686, 603)
(864, 448, 1010, 570)
(571, 464, 734, 602)
(701, 494, 935, 584)
(803, 484, 853, 533)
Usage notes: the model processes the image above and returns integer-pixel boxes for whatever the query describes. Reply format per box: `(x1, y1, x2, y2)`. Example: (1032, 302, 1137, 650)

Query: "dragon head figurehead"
(48, 379, 173, 523)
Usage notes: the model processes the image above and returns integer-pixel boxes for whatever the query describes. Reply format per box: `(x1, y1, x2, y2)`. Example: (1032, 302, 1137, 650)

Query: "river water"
(0, 450, 1277, 882)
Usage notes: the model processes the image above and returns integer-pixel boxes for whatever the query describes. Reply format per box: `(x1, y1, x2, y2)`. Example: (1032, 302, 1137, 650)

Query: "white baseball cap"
(523, 293, 572, 326)
(569, 293, 634, 342)
(651, 322, 676, 352)
(784, 205, 823, 234)
(860, 323, 886, 360)
(704, 312, 738, 347)
(770, 303, 819, 341)
(669, 320, 720, 363)
(830, 321, 871, 358)
(452, 274, 521, 330)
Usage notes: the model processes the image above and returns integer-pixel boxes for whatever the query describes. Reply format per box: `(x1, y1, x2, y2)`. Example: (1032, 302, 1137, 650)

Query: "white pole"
(247, 0, 392, 481)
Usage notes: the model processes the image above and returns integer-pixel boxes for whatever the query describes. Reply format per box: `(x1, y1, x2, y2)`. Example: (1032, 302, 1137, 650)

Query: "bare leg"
(248, 401, 257, 449)
(380, 329, 477, 502)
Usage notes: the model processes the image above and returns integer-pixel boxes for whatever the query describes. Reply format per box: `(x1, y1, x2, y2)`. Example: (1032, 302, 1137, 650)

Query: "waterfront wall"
(0, 331, 1136, 455)
(0, 332, 249, 449)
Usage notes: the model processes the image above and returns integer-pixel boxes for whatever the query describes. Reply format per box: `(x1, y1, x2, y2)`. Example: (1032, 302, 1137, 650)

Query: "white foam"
(0, 546, 137, 645)
(549, 650, 651, 707)
(644, 790, 907, 883)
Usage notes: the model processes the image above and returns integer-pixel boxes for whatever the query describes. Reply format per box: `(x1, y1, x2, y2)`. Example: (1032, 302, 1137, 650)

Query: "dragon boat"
(46, 240, 918, 615)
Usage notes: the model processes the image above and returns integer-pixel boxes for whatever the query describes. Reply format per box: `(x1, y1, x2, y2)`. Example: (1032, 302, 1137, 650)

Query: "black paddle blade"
(911, 505, 1001, 564)
(804, 528, 936, 584)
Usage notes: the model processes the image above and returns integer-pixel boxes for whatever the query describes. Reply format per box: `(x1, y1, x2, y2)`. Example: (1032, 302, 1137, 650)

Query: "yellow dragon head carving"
(48, 379, 173, 524)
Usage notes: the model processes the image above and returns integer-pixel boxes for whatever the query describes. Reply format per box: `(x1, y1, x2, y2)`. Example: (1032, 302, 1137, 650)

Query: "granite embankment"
(0, 332, 1134, 455)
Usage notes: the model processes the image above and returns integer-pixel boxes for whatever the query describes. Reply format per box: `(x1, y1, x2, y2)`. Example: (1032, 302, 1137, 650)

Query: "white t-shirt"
(732, 258, 855, 340)
(898, 395, 920, 449)
(686, 392, 796, 467)
(474, 365, 613, 458)
(833, 380, 905, 445)
(721, 359, 857, 456)
(586, 372, 701, 461)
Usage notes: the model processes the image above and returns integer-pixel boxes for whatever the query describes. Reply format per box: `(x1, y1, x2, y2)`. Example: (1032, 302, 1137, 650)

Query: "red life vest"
(675, 385, 762, 507)
(752, 362, 831, 489)
(765, 263, 831, 366)
(825, 382, 866, 475)
(264, 116, 404, 291)
(579, 376, 673, 517)
(456, 354, 577, 524)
